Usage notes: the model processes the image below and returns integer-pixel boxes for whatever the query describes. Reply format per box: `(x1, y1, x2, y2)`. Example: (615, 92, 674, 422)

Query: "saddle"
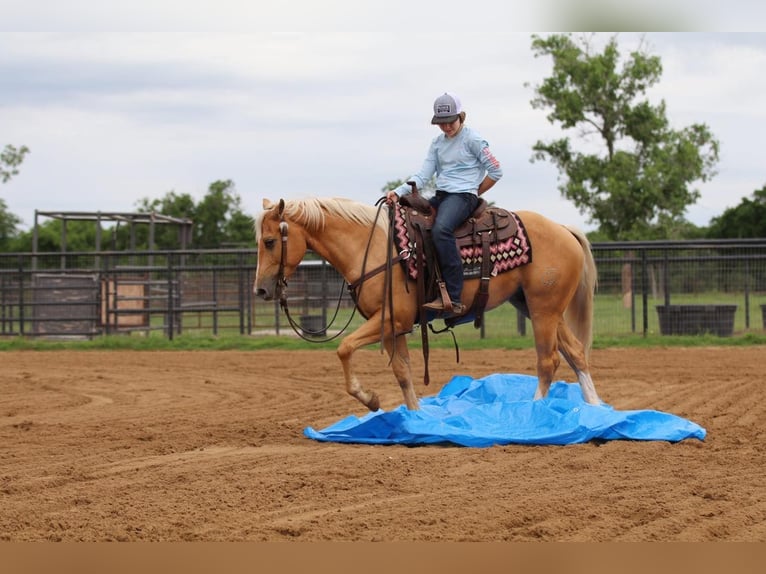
(397, 193, 518, 329)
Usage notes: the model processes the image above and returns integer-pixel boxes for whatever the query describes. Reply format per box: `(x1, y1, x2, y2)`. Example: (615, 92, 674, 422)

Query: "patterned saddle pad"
(391, 204, 532, 281)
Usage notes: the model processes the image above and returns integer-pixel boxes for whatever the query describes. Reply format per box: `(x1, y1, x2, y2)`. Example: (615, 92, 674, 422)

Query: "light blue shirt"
(395, 126, 503, 196)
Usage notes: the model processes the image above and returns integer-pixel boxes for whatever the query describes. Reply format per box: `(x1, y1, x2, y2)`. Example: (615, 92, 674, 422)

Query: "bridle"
(270, 199, 404, 344)
(274, 220, 289, 302)
(271, 210, 358, 343)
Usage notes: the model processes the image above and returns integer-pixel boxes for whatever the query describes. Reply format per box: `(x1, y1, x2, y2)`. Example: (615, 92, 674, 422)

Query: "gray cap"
(431, 92, 462, 124)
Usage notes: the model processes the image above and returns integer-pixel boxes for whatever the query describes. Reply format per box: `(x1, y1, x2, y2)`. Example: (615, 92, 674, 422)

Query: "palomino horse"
(254, 197, 602, 411)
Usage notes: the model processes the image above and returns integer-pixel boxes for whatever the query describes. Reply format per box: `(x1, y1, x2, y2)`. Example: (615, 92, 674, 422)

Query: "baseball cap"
(431, 92, 462, 124)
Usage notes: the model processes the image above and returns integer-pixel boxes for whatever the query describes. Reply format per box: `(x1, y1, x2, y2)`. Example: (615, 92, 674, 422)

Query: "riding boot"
(423, 289, 465, 316)
(423, 298, 466, 316)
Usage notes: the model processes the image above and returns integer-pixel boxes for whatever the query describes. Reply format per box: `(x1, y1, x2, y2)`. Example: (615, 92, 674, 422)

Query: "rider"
(386, 92, 503, 317)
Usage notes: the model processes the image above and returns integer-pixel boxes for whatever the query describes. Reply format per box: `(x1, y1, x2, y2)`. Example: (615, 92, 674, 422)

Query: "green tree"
(382, 176, 438, 196)
(5, 179, 255, 252)
(1, 144, 29, 184)
(0, 144, 29, 249)
(707, 185, 766, 238)
(223, 201, 256, 247)
(130, 179, 254, 249)
(193, 179, 253, 248)
(382, 179, 405, 193)
(528, 33, 719, 240)
(0, 198, 22, 250)
(9, 218, 101, 252)
(128, 191, 197, 250)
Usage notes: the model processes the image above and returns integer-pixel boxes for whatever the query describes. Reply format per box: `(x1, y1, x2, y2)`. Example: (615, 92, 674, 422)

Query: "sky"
(2, 2, 765, 233)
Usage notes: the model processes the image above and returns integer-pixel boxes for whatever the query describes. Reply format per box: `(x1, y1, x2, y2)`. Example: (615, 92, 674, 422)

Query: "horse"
(254, 196, 602, 412)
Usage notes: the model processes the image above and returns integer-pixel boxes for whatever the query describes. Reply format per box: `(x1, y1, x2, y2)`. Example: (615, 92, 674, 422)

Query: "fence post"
(274, 300, 281, 335)
(628, 251, 636, 333)
(1, 274, 5, 334)
(166, 255, 175, 340)
(18, 254, 25, 336)
(245, 260, 253, 335)
(516, 308, 526, 336)
(744, 258, 750, 329)
(237, 252, 246, 335)
(212, 268, 219, 335)
(662, 249, 671, 307)
(641, 248, 649, 336)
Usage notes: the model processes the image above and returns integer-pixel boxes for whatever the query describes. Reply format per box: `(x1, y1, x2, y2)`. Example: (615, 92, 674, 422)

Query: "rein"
(275, 219, 357, 343)
(274, 200, 391, 344)
(279, 285, 356, 343)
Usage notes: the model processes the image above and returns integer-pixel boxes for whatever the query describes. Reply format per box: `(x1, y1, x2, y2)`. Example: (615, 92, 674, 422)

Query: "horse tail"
(563, 225, 597, 358)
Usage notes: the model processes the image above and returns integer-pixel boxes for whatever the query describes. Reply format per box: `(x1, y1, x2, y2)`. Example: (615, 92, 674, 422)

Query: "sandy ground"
(1, 346, 765, 542)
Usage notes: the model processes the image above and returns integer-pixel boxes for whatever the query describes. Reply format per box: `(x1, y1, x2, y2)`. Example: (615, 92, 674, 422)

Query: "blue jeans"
(428, 191, 480, 303)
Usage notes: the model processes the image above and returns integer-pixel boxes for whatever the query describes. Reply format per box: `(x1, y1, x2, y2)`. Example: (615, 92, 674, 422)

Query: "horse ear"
(278, 199, 285, 216)
(262, 198, 274, 210)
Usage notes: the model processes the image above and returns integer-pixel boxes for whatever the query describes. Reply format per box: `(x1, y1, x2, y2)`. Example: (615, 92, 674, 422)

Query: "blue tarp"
(304, 373, 706, 447)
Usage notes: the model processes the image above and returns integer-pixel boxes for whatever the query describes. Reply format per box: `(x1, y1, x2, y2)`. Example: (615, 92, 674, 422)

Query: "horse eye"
(264, 238, 276, 250)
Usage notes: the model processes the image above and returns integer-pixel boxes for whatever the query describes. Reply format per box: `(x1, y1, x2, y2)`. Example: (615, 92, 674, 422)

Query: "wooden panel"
(32, 274, 99, 336)
(100, 278, 149, 327)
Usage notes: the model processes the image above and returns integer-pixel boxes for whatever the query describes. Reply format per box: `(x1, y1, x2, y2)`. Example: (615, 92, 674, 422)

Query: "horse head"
(254, 198, 308, 301)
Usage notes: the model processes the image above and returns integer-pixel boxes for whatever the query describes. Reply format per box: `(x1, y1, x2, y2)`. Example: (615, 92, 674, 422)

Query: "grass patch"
(1, 330, 765, 352)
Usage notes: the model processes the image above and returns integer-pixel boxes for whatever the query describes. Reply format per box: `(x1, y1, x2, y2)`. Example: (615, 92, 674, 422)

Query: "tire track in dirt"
(1, 392, 114, 427)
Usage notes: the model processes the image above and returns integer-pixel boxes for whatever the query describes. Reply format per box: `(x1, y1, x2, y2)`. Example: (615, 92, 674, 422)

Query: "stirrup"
(444, 303, 466, 317)
(423, 298, 446, 311)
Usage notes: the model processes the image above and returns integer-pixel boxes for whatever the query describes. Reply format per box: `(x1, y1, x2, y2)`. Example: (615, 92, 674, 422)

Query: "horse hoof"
(367, 394, 380, 412)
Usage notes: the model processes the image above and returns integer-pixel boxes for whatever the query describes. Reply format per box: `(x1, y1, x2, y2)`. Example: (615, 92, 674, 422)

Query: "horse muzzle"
(254, 286, 273, 301)
(254, 276, 276, 300)
(254, 276, 287, 302)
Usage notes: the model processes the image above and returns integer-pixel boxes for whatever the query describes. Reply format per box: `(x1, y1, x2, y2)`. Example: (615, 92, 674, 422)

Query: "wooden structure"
(30, 211, 193, 337)
(32, 273, 100, 337)
(32, 210, 193, 259)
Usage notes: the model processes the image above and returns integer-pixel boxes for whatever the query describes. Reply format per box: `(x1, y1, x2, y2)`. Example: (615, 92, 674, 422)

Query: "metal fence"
(1, 239, 765, 340)
(591, 239, 766, 337)
(0, 250, 256, 339)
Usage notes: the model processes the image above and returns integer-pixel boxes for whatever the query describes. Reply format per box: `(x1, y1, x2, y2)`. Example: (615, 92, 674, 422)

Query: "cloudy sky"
(2, 2, 764, 233)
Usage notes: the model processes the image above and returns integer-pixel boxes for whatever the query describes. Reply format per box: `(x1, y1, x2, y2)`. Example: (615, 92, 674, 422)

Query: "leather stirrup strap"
(413, 223, 430, 386)
(472, 231, 493, 329)
(380, 206, 396, 354)
(436, 281, 453, 313)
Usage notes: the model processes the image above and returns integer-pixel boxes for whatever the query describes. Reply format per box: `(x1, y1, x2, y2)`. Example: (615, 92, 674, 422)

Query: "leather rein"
(274, 199, 404, 344)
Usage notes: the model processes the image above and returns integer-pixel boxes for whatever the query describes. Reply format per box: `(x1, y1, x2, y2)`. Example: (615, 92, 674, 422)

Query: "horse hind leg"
(530, 316, 561, 401)
(556, 321, 602, 405)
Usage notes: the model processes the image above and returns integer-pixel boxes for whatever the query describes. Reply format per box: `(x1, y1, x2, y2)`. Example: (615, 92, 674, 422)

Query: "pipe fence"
(1, 239, 765, 340)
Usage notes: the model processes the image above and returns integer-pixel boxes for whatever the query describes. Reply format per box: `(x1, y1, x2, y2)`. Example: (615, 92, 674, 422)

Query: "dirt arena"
(1, 346, 765, 542)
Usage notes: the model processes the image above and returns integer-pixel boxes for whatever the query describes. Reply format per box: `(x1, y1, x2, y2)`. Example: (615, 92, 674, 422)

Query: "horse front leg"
(382, 333, 418, 410)
(336, 314, 388, 412)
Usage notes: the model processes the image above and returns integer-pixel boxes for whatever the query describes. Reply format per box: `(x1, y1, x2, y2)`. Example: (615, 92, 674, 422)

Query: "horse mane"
(255, 197, 387, 239)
